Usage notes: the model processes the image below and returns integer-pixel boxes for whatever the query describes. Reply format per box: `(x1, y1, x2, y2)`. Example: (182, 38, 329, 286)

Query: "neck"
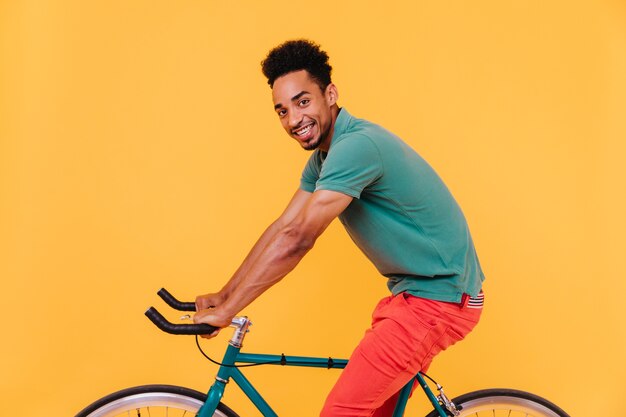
(318, 105, 340, 152)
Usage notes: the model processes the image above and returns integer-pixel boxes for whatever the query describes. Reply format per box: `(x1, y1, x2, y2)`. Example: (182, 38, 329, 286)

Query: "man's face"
(272, 70, 337, 151)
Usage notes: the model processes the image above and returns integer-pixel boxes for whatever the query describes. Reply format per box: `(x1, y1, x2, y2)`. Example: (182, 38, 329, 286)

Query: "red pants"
(320, 292, 483, 417)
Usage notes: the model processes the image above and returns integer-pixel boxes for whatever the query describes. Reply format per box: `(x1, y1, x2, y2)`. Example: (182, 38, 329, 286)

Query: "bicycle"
(76, 289, 570, 417)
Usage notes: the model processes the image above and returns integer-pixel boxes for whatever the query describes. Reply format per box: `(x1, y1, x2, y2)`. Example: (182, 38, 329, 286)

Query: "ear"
(325, 83, 339, 106)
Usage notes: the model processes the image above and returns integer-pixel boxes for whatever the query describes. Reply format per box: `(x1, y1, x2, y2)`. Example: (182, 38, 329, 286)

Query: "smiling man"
(194, 39, 486, 417)
(273, 68, 339, 151)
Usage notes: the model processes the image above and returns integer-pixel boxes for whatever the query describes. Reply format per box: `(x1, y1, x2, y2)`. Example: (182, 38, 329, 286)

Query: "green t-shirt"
(300, 108, 485, 302)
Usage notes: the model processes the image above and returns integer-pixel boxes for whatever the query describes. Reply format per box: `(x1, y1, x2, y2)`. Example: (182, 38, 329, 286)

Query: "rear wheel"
(425, 388, 570, 417)
(75, 385, 239, 417)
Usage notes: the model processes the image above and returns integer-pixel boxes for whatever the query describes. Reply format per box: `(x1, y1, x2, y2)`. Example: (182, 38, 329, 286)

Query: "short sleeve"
(299, 151, 322, 193)
(315, 134, 383, 198)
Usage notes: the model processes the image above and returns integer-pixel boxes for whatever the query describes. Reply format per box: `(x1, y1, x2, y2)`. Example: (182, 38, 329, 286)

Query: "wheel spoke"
(430, 390, 568, 417)
(76, 386, 237, 417)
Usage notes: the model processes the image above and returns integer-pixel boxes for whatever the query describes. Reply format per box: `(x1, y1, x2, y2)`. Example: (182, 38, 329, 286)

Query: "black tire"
(75, 384, 239, 417)
(425, 388, 570, 417)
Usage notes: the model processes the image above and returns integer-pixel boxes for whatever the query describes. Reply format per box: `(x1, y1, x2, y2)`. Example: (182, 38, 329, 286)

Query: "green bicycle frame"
(196, 342, 449, 417)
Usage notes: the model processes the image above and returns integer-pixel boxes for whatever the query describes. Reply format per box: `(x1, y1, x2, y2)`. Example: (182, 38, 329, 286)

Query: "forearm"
(217, 219, 284, 300)
(217, 190, 313, 300)
(219, 225, 313, 318)
(194, 190, 352, 332)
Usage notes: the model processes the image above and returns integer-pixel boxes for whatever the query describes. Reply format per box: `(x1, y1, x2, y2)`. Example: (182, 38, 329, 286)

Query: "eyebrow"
(274, 90, 311, 110)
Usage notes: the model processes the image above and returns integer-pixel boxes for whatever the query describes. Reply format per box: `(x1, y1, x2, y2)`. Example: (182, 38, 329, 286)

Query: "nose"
(288, 109, 303, 129)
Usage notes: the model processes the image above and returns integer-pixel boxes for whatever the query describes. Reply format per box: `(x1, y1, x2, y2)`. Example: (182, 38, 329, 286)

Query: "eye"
(276, 108, 287, 118)
(298, 99, 310, 107)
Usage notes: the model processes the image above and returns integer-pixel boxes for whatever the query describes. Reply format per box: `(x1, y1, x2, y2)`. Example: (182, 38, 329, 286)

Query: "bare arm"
(196, 189, 313, 310)
(194, 189, 352, 332)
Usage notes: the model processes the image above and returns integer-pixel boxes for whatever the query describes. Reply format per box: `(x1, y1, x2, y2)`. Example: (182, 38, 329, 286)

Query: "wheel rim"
(83, 391, 225, 417)
(458, 395, 563, 417)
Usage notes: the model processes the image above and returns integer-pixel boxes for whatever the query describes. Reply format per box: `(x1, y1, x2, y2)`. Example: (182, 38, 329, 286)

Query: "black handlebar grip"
(157, 288, 196, 311)
(145, 307, 217, 335)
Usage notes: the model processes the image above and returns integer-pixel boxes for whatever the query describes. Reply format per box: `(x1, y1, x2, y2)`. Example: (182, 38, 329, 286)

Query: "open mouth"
(293, 122, 314, 138)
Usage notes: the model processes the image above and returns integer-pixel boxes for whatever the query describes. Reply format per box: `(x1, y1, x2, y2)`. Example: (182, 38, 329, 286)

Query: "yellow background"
(1, 1, 625, 416)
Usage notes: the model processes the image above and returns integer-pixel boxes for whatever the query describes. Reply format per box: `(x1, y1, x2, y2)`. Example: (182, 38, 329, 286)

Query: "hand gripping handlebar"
(145, 288, 217, 335)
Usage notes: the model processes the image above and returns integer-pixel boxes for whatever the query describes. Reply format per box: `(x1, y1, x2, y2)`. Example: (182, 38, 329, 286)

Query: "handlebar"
(145, 288, 217, 335)
(157, 288, 196, 311)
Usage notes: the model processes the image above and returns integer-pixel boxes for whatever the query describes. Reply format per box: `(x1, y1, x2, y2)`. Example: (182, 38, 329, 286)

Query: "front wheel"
(75, 384, 239, 417)
(425, 388, 570, 417)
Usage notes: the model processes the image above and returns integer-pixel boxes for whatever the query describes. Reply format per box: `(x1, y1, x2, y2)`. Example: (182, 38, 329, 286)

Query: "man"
(194, 39, 485, 417)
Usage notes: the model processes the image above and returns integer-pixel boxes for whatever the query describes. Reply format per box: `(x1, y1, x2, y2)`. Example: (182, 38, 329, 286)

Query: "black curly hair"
(261, 39, 332, 90)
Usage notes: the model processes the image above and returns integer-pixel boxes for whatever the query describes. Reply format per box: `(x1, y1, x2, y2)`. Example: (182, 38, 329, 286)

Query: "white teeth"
(296, 124, 313, 136)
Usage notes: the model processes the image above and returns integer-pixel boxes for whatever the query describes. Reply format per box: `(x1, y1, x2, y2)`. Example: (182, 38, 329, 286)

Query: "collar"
(329, 107, 353, 149)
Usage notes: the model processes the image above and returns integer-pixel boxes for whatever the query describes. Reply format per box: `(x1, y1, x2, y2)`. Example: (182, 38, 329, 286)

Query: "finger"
(193, 309, 218, 325)
(195, 296, 205, 311)
(196, 296, 213, 311)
